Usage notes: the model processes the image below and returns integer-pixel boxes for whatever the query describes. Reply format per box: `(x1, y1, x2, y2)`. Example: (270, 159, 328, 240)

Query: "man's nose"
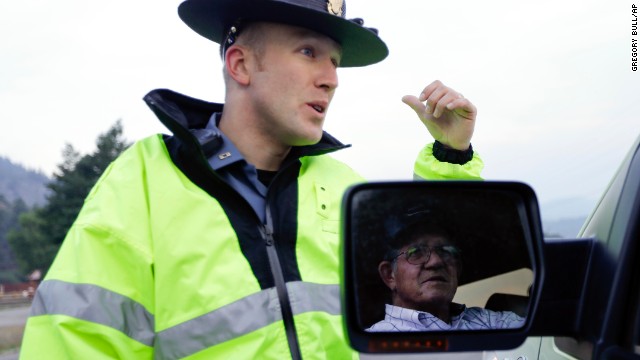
(316, 60, 339, 91)
(423, 250, 446, 268)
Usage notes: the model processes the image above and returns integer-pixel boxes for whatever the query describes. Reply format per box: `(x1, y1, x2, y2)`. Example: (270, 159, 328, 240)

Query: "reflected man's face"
(380, 234, 460, 314)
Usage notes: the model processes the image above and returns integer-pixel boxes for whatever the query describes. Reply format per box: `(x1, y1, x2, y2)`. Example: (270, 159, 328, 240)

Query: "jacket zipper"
(262, 164, 303, 360)
(261, 218, 302, 360)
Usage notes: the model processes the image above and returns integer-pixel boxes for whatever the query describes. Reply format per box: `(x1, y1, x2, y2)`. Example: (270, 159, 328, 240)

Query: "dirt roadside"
(0, 304, 30, 360)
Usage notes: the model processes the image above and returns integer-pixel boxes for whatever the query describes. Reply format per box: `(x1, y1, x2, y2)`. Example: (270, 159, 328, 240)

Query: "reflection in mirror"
(348, 186, 533, 332)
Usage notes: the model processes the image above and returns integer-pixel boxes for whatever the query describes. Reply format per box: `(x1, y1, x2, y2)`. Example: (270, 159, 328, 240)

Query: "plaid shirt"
(367, 304, 525, 331)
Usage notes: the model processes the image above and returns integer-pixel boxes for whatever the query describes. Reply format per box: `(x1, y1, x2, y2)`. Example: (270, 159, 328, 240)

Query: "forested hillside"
(0, 159, 48, 282)
(1, 121, 129, 282)
(0, 157, 49, 207)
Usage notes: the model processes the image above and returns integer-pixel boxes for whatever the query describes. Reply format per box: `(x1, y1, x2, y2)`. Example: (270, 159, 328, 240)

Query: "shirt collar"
(144, 89, 350, 161)
(204, 113, 246, 171)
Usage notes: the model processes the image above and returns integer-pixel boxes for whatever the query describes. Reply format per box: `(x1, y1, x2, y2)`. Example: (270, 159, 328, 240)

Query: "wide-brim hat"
(178, 0, 389, 67)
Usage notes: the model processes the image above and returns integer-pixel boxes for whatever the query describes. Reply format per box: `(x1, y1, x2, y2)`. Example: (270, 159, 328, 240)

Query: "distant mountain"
(0, 156, 49, 207)
(543, 216, 587, 238)
(540, 197, 597, 221)
(540, 197, 594, 238)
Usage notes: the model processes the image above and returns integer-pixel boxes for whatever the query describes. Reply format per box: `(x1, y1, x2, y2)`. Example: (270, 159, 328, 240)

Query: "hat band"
(220, 0, 347, 57)
(269, 0, 346, 18)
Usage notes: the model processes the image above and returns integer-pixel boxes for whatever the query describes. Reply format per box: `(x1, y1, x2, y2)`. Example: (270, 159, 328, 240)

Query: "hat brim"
(178, 0, 388, 67)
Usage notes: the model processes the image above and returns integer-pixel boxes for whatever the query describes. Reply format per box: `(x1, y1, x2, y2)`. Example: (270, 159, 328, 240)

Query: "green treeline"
(1, 121, 130, 283)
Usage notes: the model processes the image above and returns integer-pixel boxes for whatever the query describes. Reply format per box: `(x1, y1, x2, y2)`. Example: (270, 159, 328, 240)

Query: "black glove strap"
(432, 140, 474, 165)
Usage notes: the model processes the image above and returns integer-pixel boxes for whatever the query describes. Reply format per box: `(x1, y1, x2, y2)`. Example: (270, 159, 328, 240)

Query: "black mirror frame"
(340, 180, 546, 353)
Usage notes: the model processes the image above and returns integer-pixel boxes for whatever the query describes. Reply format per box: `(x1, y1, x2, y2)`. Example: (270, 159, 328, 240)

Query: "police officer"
(21, 0, 483, 359)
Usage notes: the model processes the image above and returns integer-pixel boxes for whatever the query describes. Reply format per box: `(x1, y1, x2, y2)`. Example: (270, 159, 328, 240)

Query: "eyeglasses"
(393, 244, 461, 265)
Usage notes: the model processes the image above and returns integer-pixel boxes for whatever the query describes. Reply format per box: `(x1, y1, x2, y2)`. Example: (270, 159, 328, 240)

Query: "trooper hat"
(178, 0, 388, 67)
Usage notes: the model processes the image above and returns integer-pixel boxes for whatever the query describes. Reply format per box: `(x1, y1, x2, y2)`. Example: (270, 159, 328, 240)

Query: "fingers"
(418, 80, 467, 119)
(446, 97, 477, 120)
(401, 95, 426, 115)
(404, 80, 477, 150)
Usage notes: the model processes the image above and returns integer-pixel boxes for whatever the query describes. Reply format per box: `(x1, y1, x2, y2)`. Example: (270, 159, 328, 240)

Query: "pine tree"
(8, 120, 130, 275)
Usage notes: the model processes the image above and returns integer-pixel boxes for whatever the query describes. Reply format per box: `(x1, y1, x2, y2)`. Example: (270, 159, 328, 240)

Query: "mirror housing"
(341, 181, 545, 353)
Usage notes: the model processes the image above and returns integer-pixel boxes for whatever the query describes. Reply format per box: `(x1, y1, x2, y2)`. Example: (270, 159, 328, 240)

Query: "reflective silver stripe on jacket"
(31, 280, 340, 359)
(288, 281, 341, 316)
(30, 279, 155, 346)
(155, 281, 341, 359)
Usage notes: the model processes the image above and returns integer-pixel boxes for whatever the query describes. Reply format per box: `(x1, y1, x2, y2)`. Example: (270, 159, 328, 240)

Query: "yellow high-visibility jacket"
(20, 89, 483, 360)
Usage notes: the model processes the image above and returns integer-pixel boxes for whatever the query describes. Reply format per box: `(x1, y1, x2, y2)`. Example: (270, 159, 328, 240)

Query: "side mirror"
(341, 181, 545, 353)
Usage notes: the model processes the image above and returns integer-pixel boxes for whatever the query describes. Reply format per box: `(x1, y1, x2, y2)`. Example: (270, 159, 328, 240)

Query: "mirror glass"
(346, 184, 534, 333)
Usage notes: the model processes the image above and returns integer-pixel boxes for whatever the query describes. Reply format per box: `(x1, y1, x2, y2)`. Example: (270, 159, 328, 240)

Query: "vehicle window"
(455, 268, 532, 308)
(579, 149, 632, 250)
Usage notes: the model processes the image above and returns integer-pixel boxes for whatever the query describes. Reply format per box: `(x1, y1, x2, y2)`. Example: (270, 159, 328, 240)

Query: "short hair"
(221, 22, 267, 63)
(221, 21, 269, 85)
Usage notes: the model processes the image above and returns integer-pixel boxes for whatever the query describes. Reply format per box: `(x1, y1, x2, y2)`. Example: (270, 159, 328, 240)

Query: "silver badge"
(218, 152, 232, 160)
(327, 0, 344, 17)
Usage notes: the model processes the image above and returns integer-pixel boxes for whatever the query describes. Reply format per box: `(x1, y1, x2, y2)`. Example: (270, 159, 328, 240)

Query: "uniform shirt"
(366, 304, 525, 331)
(203, 113, 268, 223)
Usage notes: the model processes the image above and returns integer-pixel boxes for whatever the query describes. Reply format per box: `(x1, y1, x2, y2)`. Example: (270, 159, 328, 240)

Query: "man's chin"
(417, 286, 455, 303)
(288, 133, 324, 147)
(420, 279, 451, 289)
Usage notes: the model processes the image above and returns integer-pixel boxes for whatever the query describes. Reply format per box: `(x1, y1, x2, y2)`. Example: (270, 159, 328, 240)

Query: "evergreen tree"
(7, 208, 55, 276)
(0, 196, 29, 282)
(8, 120, 130, 274)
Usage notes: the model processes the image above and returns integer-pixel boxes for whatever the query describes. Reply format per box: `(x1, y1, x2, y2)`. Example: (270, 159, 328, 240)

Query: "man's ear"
(225, 45, 251, 86)
(378, 261, 396, 291)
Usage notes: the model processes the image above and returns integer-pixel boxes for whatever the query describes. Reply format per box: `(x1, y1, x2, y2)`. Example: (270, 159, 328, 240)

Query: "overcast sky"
(1, 0, 637, 217)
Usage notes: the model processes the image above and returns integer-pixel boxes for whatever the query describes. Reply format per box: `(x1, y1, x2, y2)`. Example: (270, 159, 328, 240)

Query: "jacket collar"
(143, 88, 350, 159)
